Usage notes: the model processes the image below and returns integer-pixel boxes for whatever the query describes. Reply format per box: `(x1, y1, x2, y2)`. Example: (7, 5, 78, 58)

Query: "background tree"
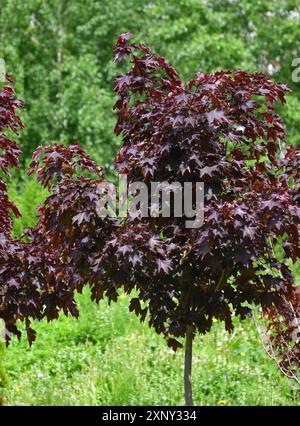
(0, 0, 299, 170)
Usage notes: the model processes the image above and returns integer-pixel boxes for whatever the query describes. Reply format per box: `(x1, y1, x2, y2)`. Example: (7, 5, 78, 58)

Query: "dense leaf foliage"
(0, 81, 81, 341)
(0, 36, 299, 380)
(111, 35, 300, 373)
(0, 77, 23, 233)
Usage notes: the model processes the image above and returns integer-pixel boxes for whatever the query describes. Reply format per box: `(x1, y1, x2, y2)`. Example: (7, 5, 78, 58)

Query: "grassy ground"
(2, 289, 299, 406)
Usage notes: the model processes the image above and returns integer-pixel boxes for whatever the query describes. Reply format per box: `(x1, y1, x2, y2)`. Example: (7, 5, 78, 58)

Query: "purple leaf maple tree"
(1, 34, 299, 405)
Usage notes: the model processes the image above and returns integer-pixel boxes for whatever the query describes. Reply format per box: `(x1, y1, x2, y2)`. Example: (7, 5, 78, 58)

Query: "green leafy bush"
(8, 172, 48, 237)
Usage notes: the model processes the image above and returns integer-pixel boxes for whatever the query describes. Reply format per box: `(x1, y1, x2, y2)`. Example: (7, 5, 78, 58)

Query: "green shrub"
(8, 173, 48, 237)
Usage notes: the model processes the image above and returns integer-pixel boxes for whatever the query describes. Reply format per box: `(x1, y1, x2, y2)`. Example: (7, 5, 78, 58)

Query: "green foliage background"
(1, 0, 300, 170)
(0, 0, 300, 406)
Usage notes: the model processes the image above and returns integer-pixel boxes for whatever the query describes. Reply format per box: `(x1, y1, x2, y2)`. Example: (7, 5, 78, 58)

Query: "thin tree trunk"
(184, 324, 194, 406)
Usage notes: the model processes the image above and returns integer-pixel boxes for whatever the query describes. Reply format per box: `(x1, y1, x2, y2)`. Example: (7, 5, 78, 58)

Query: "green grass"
(2, 289, 299, 406)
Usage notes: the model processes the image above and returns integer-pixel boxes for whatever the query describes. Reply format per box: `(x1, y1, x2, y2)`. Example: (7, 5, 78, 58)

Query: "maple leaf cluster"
(111, 35, 300, 369)
(0, 36, 299, 379)
(0, 77, 23, 234)
(0, 78, 81, 341)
